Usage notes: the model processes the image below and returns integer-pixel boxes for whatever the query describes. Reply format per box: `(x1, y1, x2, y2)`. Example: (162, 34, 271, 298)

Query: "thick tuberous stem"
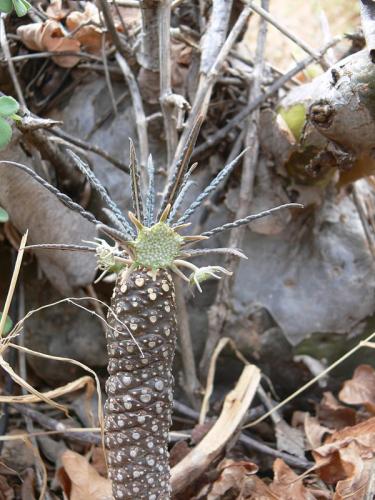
(105, 268, 177, 499)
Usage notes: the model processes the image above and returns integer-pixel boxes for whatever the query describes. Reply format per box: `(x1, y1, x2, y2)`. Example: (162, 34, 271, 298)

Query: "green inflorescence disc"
(133, 222, 183, 270)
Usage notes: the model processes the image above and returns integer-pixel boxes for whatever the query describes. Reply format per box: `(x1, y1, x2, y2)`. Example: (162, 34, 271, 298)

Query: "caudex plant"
(0, 115, 301, 498)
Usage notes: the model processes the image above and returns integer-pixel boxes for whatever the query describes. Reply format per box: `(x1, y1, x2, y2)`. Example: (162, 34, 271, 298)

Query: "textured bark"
(105, 268, 177, 500)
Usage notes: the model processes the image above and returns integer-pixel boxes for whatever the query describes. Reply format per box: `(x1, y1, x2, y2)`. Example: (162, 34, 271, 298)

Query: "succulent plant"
(0, 120, 301, 499)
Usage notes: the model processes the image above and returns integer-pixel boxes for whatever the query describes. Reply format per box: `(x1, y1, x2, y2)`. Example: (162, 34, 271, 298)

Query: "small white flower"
(189, 266, 232, 292)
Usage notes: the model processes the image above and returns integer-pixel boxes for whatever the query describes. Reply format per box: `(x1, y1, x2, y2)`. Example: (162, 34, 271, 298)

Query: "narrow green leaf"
(12, 0, 31, 16)
(0, 207, 9, 223)
(0, 117, 12, 150)
(0, 0, 13, 13)
(0, 96, 19, 117)
(0, 313, 13, 336)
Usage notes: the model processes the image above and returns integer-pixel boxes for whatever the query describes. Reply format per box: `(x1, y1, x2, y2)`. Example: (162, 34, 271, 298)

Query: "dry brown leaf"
(45, 0, 69, 20)
(90, 447, 107, 478)
(169, 440, 190, 468)
(313, 417, 375, 499)
(205, 458, 258, 500)
(269, 458, 317, 500)
(304, 413, 332, 450)
(66, 3, 102, 54)
(171, 39, 192, 94)
(316, 392, 357, 430)
(339, 364, 375, 414)
(17, 21, 81, 68)
(0, 474, 14, 500)
(115, 7, 141, 36)
(58, 450, 111, 500)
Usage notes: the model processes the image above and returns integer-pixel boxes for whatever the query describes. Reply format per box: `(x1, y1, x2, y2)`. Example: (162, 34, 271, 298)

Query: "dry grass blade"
(0, 429, 101, 441)
(0, 373, 93, 404)
(23, 436, 48, 500)
(0, 231, 28, 337)
(7, 343, 103, 432)
(199, 337, 230, 424)
(245, 330, 375, 429)
(171, 364, 261, 494)
(0, 356, 67, 414)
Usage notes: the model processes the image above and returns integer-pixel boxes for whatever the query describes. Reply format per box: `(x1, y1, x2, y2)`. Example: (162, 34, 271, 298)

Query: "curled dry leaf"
(17, 20, 80, 68)
(316, 392, 357, 430)
(313, 417, 375, 499)
(171, 39, 193, 95)
(205, 458, 258, 500)
(339, 364, 375, 414)
(45, 0, 69, 20)
(66, 3, 102, 54)
(269, 458, 317, 500)
(304, 413, 332, 450)
(58, 450, 112, 500)
(0, 474, 14, 500)
(115, 6, 141, 36)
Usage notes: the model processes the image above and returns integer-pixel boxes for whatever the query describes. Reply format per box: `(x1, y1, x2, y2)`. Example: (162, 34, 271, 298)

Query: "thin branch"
(193, 37, 342, 158)
(248, 1, 327, 68)
(138, 0, 160, 72)
(116, 52, 149, 167)
(174, 278, 201, 409)
(0, 16, 26, 109)
(351, 184, 375, 259)
(97, 0, 131, 57)
(101, 31, 117, 115)
(172, 3, 252, 168)
(200, 0, 233, 75)
(159, 0, 176, 165)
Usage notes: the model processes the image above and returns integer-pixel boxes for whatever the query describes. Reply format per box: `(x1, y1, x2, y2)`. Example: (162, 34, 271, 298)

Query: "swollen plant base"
(105, 268, 177, 500)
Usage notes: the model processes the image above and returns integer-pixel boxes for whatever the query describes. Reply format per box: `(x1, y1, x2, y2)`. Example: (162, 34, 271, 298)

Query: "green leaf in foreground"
(0, 116, 12, 150)
(13, 0, 31, 17)
(0, 0, 13, 13)
(0, 96, 19, 117)
(0, 313, 13, 335)
(0, 207, 9, 222)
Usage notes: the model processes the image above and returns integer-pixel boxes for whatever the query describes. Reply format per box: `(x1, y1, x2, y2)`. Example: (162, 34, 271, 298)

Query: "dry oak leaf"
(45, 0, 69, 20)
(313, 417, 375, 499)
(58, 450, 112, 500)
(66, 3, 102, 54)
(17, 20, 80, 68)
(205, 458, 258, 500)
(339, 364, 375, 414)
(316, 392, 357, 430)
(304, 413, 332, 450)
(269, 458, 317, 500)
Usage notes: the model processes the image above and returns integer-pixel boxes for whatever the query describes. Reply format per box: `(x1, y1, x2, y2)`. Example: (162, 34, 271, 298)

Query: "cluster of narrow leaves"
(0, 95, 20, 149)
